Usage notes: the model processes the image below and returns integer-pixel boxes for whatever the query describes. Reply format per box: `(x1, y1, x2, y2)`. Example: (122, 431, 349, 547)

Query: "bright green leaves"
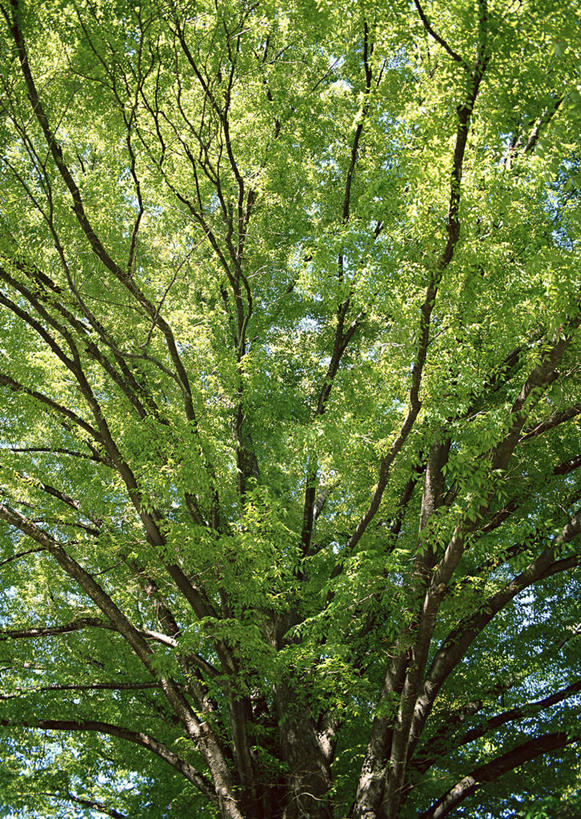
(0, 0, 580, 816)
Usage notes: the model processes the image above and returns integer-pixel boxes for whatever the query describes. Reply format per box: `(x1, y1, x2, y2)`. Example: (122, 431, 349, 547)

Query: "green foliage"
(0, 0, 579, 816)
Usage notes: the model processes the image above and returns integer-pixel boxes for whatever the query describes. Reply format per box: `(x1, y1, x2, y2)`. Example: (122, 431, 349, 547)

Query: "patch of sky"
(297, 317, 320, 333)
(546, 156, 579, 250)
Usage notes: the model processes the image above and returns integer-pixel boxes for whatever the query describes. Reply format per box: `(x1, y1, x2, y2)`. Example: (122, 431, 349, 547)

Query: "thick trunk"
(275, 685, 333, 819)
(350, 718, 389, 818)
(280, 719, 333, 819)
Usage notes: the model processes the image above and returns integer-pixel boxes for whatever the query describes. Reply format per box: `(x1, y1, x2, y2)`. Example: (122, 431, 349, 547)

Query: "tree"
(0, 0, 579, 815)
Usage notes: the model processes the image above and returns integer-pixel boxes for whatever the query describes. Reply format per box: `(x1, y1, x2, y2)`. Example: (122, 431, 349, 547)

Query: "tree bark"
(275, 683, 333, 819)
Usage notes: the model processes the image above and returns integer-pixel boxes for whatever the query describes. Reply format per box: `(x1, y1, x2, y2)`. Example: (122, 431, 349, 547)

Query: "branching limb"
(414, 679, 581, 775)
(1, 680, 163, 697)
(0, 446, 105, 463)
(0, 617, 219, 677)
(0, 546, 45, 566)
(300, 21, 375, 556)
(32, 791, 127, 819)
(420, 731, 580, 818)
(0, 500, 246, 814)
(6, 0, 197, 425)
(506, 96, 564, 167)
(345, 25, 486, 570)
(520, 402, 581, 441)
(457, 679, 581, 749)
(0, 714, 216, 801)
(413, 0, 471, 72)
(351, 28, 490, 814)
(0, 371, 100, 440)
(0, 503, 204, 738)
(409, 508, 581, 758)
(407, 323, 580, 726)
(1, 261, 219, 625)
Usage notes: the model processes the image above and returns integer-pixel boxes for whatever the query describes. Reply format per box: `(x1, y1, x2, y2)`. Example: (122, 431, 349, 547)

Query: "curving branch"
(0, 504, 205, 741)
(414, 679, 581, 774)
(351, 27, 491, 816)
(6, 0, 197, 425)
(0, 714, 216, 801)
(413, 0, 471, 71)
(0, 445, 105, 463)
(421, 731, 580, 818)
(520, 402, 581, 441)
(29, 791, 127, 819)
(408, 324, 580, 729)
(457, 679, 581, 749)
(0, 616, 219, 677)
(378, 261, 578, 819)
(345, 35, 487, 569)
(1, 680, 163, 698)
(0, 371, 100, 440)
(409, 508, 581, 758)
(301, 20, 373, 557)
(0, 545, 45, 566)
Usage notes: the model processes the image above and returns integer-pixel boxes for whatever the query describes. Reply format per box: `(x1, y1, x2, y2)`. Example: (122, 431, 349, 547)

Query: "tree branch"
(413, 0, 471, 71)
(415, 679, 581, 774)
(0, 503, 209, 747)
(0, 372, 100, 440)
(33, 791, 127, 819)
(0, 715, 216, 801)
(6, 0, 197, 425)
(457, 679, 581, 749)
(410, 508, 581, 757)
(1, 680, 163, 698)
(421, 731, 580, 818)
(520, 402, 581, 441)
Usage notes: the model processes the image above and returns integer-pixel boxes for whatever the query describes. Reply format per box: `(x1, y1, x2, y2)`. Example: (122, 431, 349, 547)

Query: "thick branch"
(0, 617, 176, 648)
(415, 679, 581, 774)
(410, 508, 581, 757)
(0, 504, 204, 739)
(2, 680, 163, 697)
(408, 326, 579, 731)
(0, 371, 99, 439)
(0, 502, 243, 813)
(421, 732, 579, 818)
(346, 64, 485, 570)
(457, 679, 581, 749)
(0, 715, 215, 801)
(520, 402, 581, 441)
(352, 41, 489, 817)
(300, 23, 374, 555)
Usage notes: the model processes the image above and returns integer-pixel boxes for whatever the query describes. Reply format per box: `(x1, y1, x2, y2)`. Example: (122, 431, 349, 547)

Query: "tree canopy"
(0, 0, 580, 816)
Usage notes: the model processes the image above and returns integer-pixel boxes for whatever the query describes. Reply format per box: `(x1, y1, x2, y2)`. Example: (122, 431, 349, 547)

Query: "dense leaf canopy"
(0, 0, 580, 816)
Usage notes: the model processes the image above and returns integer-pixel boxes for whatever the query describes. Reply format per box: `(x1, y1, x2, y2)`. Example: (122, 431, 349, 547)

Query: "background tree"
(0, 0, 580, 816)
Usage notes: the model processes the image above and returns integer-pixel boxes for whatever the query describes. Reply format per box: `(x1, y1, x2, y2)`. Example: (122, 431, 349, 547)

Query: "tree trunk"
(275, 684, 333, 819)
